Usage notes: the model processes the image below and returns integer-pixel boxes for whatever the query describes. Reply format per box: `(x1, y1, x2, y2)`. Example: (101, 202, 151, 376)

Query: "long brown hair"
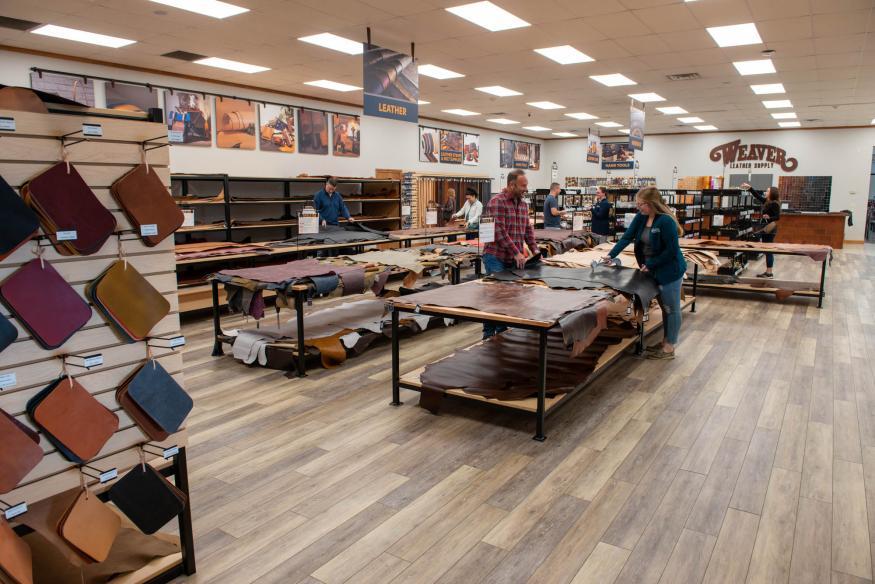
(636, 187, 683, 236)
(765, 187, 780, 202)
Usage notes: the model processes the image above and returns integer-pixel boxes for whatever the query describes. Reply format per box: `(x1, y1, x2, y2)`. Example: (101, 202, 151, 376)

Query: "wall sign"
(601, 142, 634, 170)
(710, 139, 799, 172)
(629, 104, 645, 150)
(363, 44, 419, 123)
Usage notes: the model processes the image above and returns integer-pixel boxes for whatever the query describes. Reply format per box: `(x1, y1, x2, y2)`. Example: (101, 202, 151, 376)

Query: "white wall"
(549, 128, 875, 240)
(0, 49, 549, 193)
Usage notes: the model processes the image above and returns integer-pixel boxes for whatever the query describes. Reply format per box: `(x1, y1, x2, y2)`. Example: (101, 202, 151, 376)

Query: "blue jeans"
(760, 231, 776, 268)
(657, 276, 683, 345)
(481, 253, 513, 338)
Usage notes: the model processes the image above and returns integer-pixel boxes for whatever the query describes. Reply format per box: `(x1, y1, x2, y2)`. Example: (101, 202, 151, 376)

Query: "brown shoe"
(647, 349, 675, 360)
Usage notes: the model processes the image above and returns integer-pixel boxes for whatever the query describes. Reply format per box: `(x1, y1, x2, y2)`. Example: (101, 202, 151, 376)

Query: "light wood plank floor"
(175, 244, 875, 584)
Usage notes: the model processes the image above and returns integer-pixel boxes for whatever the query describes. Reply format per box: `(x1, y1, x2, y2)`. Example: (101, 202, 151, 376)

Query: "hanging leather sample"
(0, 409, 42, 494)
(57, 488, 121, 563)
(110, 164, 184, 247)
(0, 517, 32, 584)
(108, 464, 187, 535)
(86, 260, 170, 342)
(116, 361, 192, 440)
(0, 175, 40, 261)
(0, 314, 17, 354)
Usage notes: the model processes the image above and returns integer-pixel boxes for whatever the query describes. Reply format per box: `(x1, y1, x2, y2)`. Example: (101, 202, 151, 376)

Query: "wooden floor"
(175, 244, 875, 584)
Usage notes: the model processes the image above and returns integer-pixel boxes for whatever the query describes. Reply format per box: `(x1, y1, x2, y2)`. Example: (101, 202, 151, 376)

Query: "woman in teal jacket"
(603, 187, 687, 359)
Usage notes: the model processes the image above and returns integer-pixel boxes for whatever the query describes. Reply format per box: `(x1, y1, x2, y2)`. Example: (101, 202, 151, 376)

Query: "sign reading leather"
(710, 139, 798, 172)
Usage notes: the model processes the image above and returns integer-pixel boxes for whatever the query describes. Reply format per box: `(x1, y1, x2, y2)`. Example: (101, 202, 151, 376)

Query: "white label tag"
(425, 210, 438, 226)
(0, 117, 15, 131)
(56, 230, 77, 241)
(299, 215, 319, 235)
(99, 468, 118, 483)
(169, 130, 184, 143)
(140, 224, 159, 236)
(572, 214, 584, 232)
(182, 210, 195, 227)
(402, 205, 412, 216)
(163, 446, 179, 459)
(169, 336, 186, 348)
(82, 123, 103, 137)
(83, 354, 104, 368)
(0, 373, 17, 389)
(4, 503, 27, 520)
(479, 221, 495, 244)
(713, 215, 724, 227)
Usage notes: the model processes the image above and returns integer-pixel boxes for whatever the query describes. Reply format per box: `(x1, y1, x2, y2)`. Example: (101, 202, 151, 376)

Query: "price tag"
(83, 354, 104, 368)
(82, 123, 103, 137)
(401, 205, 411, 216)
(479, 219, 495, 244)
(162, 446, 179, 459)
(140, 224, 159, 236)
(4, 502, 27, 520)
(182, 210, 195, 227)
(168, 130, 184, 143)
(425, 210, 438, 226)
(713, 215, 724, 227)
(57, 230, 78, 241)
(99, 468, 118, 484)
(0, 117, 15, 131)
(572, 213, 584, 232)
(299, 214, 319, 235)
(169, 336, 186, 348)
(0, 373, 17, 389)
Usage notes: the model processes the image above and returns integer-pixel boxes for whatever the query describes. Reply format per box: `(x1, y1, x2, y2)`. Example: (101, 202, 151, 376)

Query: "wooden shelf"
(173, 199, 223, 206)
(177, 224, 226, 233)
(231, 221, 297, 230)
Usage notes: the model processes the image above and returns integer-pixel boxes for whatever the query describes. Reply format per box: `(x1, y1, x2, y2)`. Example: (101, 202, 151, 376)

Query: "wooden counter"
(775, 212, 847, 249)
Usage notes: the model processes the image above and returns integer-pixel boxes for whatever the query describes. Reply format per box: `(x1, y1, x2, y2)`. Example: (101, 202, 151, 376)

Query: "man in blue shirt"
(543, 182, 562, 229)
(313, 177, 354, 226)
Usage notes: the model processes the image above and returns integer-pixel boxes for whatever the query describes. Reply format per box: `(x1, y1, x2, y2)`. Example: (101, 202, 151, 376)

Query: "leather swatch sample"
(0, 259, 92, 350)
(0, 86, 49, 114)
(19, 488, 88, 567)
(0, 409, 42, 494)
(58, 489, 121, 563)
(21, 162, 116, 256)
(111, 164, 184, 247)
(28, 377, 119, 463)
(0, 314, 17, 354)
(109, 464, 186, 534)
(87, 260, 169, 342)
(0, 174, 40, 261)
(0, 517, 32, 584)
(123, 361, 192, 438)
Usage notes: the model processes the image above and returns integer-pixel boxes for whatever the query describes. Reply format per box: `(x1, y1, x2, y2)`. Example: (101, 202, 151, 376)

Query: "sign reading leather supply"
(710, 139, 798, 172)
(363, 44, 419, 123)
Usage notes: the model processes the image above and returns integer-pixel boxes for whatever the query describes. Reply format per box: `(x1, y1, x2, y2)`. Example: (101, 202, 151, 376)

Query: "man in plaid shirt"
(482, 169, 539, 337)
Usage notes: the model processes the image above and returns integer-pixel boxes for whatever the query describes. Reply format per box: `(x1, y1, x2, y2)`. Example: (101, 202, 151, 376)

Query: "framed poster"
(586, 132, 600, 164)
(463, 134, 480, 166)
(105, 83, 157, 112)
(439, 130, 463, 164)
(513, 141, 530, 168)
(30, 72, 95, 106)
(332, 114, 360, 157)
(259, 104, 295, 153)
(601, 142, 635, 169)
(298, 109, 329, 155)
(215, 97, 256, 150)
(499, 138, 514, 168)
(363, 44, 418, 123)
(165, 91, 211, 147)
(419, 127, 439, 162)
(529, 144, 541, 170)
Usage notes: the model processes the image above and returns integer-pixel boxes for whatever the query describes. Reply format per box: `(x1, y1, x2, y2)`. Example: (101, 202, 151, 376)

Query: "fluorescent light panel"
(771, 112, 797, 119)
(476, 85, 522, 97)
(695, 125, 718, 131)
(30, 24, 135, 48)
(445, 1, 530, 32)
(442, 108, 479, 116)
(779, 121, 801, 128)
(751, 83, 785, 94)
(596, 121, 622, 128)
(303, 79, 360, 91)
(678, 116, 704, 123)
(656, 106, 687, 115)
(762, 99, 792, 109)
(619, 129, 630, 134)
(523, 125, 551, 131)
(298, 33, 363, 55)
(706, 23, 762, 47)
(628, 92, 665, 102)
(527, 101, 565, 110)
(565, 112, 597, 120)
(590, 73, 636, 87)
(149, 0, 248, 18)
(733, 59, 776, 75)
(534, 45, 594, 64)
(552, 132, 577, 137)
(418, 64, 464, 79)
(487, 118, 519, 124)
(417, 100, 430, 105)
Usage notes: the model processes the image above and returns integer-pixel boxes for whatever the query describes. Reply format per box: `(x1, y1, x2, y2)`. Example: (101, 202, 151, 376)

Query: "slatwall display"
(778, 176, 833, 212)
(0, 111, 191, 581)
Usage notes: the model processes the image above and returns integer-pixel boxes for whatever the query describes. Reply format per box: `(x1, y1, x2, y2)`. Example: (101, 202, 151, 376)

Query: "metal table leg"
(818, 258, 827, 309)
(391, 308, 401, 406)
(174, 448, 197, 575)
(210, 280, 223, 356)
(475, 257, 482, 279)
(691, 264, 698, 313)
(294, 289, 307, 377)
(534, 328, 547, 441)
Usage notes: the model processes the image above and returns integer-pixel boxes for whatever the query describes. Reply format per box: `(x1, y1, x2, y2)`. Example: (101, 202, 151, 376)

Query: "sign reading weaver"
(710, 139, 798, 172)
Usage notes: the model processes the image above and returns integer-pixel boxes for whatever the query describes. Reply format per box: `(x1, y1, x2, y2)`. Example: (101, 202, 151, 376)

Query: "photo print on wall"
(513, 141, 531, 169)
(419, 126, 439, 163)
(529, 144, 541, 170)
(463, 134, 480, 166)
(499, 138, 514, 168)
(439, 130, 463, 164)
(601, 142, 635, 169)
(333, 114, 361, 157)
(165, 91, 211, 147)
(259, 104, 296, 153)
(298, 109, 329, 155)
(215, 97, 256, 150)
(30, 72, 95, 106)
(105, 83, 158, 113)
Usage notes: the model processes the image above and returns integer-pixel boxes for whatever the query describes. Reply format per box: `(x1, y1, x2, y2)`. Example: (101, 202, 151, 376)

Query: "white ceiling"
(2, 0, 875, 138)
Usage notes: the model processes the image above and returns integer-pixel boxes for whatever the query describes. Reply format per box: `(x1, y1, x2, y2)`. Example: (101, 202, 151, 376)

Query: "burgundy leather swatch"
(0, 409, 42, 494)
(111, 164, 183, 247)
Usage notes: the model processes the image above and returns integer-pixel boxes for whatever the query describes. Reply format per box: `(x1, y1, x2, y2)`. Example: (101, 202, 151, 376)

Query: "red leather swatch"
(111, 164, 183, 247)
(0, 409, 42, 494)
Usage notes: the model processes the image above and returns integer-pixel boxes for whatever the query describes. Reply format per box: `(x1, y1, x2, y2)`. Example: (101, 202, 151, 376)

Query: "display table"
(775, 212, 848, 249)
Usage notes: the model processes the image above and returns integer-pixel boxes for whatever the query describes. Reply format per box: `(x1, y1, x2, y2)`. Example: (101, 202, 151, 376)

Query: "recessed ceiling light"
(628, 92, 665, 102)
(778, 121, 801, 128)
(445, 1, 530, 31)
(476, 85, 522, 97)
(418, 64, 464, 79)
(751, 83, 785, 95)
(417, 100, 430, 105)
(303, 79, 360, 91)
(656, 106, 688, 115)
(298, 33, 363, 55)
(595, 121, 622, 128)
(527, 101, 565, 110)
(590, 73, 636, 87)
(565, 112, 598, 120)
(523, 125, 551, 131)
(534, 45, 594, 65)
(552, 132, 578, 137)
(619, 129, 630, 134)
(695, 125, 718, 131)
(678, 116, 704, 123)
(149, 0, 248, 18)
(30, 24, 135, 48)
(706, 23, 762, 47)
(733, 59, 776, 76)
(195, 57, 270, 73)
(487, 118, 519, 124)
(442, 108, 479, 116)
(762, 99, 793, 109)
(771, 112, 797, 119)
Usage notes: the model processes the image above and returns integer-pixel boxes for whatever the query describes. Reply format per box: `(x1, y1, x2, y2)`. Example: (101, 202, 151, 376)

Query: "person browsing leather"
(741, 183, 781, 278)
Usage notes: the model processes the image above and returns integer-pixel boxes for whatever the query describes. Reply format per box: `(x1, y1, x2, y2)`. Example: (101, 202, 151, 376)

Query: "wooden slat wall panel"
(0, 113, 188, 510)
